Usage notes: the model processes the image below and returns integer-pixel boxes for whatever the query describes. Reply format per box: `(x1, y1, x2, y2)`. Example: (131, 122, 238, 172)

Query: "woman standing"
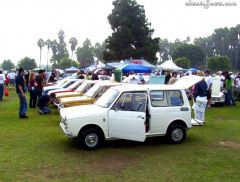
(28, 72, 37, 108)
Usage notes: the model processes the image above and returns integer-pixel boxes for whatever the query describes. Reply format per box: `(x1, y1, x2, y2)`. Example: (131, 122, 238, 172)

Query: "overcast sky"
(0, 0, 239, 66)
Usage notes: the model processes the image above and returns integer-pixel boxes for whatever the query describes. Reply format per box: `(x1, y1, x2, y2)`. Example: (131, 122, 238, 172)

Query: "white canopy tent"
(157, 60, 183, 71)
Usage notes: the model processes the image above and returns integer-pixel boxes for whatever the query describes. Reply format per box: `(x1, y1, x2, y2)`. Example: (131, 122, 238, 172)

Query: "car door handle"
(180, 107, 189, 111)
(137, 115, 144, 119)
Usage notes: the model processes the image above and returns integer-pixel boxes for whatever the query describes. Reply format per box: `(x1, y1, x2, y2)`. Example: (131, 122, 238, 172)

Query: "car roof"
(111, 84, 185, 92)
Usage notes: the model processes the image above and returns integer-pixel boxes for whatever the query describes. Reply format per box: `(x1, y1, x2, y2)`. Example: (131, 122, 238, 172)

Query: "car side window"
(113, 92, 147, 112)
(150, 91, 168, 107)
(150, 90, 183, 107)
(168, 90, 183, 106)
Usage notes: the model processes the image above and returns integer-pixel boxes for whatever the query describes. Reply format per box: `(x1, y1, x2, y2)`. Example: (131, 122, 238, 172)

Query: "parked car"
(210, 77, 225, 106)
(48, 79, 84, 95)
(60, 77, 202, 150)
(54, 80, 100, 105)
(59, 82, 121, 108)
(43, 78, 79, 95)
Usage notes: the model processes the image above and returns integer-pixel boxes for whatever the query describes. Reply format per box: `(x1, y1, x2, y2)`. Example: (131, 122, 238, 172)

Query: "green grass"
(0, 90, 240, 182)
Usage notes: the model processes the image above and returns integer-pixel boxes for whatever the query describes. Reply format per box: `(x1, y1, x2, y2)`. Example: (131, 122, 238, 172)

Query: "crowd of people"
(0, 68, 57, 119)
(0, 67, 239, 119)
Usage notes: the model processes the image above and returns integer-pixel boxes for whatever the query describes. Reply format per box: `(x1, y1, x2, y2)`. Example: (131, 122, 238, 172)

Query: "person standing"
(224, 72, 236, 106)
(15, 68, 28, 118)
(28, 72, 37, 108)
(204, 70, 213, 108)
(24, 71, 30, 92)
(35, 69, 46, 104)
(168, 72, 178, 85)
(8, 71, 16, 89)
(0, 70, 5, 101)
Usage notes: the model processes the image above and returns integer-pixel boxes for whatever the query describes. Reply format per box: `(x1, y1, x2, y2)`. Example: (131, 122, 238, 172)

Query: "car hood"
(43, 86, 62, 91)
(49, 88, 70, 94)
(60, 104, 107, 120)
(60, 95, 90, 104)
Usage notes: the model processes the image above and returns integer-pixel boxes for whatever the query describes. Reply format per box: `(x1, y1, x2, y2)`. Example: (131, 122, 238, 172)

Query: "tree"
(57, 57, 80, 70)
(159, 38, 171, 62)
(45, 39, 52, 71)
(17, 57, 37, 70)
(93, 42, 106, 62)
(172, 44, 204, 69)
(37, 38, 45, 67)
(76, 39, 94, 68)
(207, 56, 230, 72)
(1, 59, 15, 71)
(104, 0, 159, 64)
(69, 37, 78, 60)
(174, 57, 191, 69)
(50, 39, 58, 65)
(58, 30, 69, 59)
(49, 30, 69, 65)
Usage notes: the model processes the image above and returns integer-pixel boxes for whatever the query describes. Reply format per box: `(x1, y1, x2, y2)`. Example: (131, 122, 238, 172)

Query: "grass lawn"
(0, 89, 240, 182)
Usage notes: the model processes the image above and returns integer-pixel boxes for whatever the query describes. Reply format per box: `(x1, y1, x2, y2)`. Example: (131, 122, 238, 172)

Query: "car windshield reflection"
(95, 88, 119, 108)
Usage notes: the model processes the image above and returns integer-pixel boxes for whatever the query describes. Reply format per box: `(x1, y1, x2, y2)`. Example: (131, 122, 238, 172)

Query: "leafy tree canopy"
(104, 0, 159, 64)
(57, 57, 80, 70)
(174, 57, 191, 69)
(172, 44, 204, 69)
(17, 57, 37, 70)
(1, 59, 15, 71)
(93, 42, 106, 62)
(50, 30, 69, 65)
(76, 39, 94, 68)
(207, 56, 230, 72)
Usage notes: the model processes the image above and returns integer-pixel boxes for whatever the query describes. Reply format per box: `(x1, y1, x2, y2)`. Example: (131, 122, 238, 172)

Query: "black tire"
(79, 128, 103, 150)
(167, 124, 186, 144)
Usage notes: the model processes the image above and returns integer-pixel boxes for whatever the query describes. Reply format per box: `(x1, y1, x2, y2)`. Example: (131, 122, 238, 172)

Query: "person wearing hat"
(15, 68, 28, 118)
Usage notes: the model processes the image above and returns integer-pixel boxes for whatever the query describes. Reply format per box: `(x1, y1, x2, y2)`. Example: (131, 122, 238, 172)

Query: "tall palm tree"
(37, 38, 45, 68)
(45, 39, 52, 71)
(69, 37, 78, 66)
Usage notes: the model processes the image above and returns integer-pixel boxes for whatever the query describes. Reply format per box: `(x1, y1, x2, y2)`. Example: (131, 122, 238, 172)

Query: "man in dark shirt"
(37, 93, 55, 115)
(15, 68, 28, 118)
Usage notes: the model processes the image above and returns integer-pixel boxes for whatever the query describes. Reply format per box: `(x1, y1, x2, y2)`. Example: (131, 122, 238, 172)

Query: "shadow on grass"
(60, 136, 190, 151)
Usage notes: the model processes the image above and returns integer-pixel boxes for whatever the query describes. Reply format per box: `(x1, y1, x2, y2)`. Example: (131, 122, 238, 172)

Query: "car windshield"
(62, 80, 75, 88)
(85, 84, 101, 97)
(76, 82, 88, 92)
(68, 80, 81, 89)
(95, 88, 119, 108)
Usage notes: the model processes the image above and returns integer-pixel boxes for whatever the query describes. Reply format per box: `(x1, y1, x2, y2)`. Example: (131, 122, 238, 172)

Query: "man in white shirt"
(0, 69, 6, 101)
(8, 71, 16, 89)
(204, 70, 213, 108)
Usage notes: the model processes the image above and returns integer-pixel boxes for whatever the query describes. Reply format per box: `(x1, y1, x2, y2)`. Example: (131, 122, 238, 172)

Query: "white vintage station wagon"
(60, 77, 202, 150)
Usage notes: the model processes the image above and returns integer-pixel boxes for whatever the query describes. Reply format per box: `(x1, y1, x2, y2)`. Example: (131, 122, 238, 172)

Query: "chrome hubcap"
(172, 128, 183, 141)
(85, 133, 98, 147)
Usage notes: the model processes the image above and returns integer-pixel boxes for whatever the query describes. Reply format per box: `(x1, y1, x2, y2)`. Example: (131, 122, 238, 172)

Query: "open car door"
(108, 92, 147, 142)
(174, 75, 204, 89)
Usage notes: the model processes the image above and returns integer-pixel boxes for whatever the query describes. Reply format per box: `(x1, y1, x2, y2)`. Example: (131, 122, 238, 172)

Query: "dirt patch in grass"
(88, 151, 142, 174)
(219, 141, 240, 149)
(21, 151, 142, 180)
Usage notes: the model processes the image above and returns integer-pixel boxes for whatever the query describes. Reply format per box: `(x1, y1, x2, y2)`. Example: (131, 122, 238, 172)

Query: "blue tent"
(121, 64, 152, 73)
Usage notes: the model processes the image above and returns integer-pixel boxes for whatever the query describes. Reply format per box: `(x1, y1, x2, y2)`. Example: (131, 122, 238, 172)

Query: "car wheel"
(79, 128, 103, 150)
(167, 124, 186, 144)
